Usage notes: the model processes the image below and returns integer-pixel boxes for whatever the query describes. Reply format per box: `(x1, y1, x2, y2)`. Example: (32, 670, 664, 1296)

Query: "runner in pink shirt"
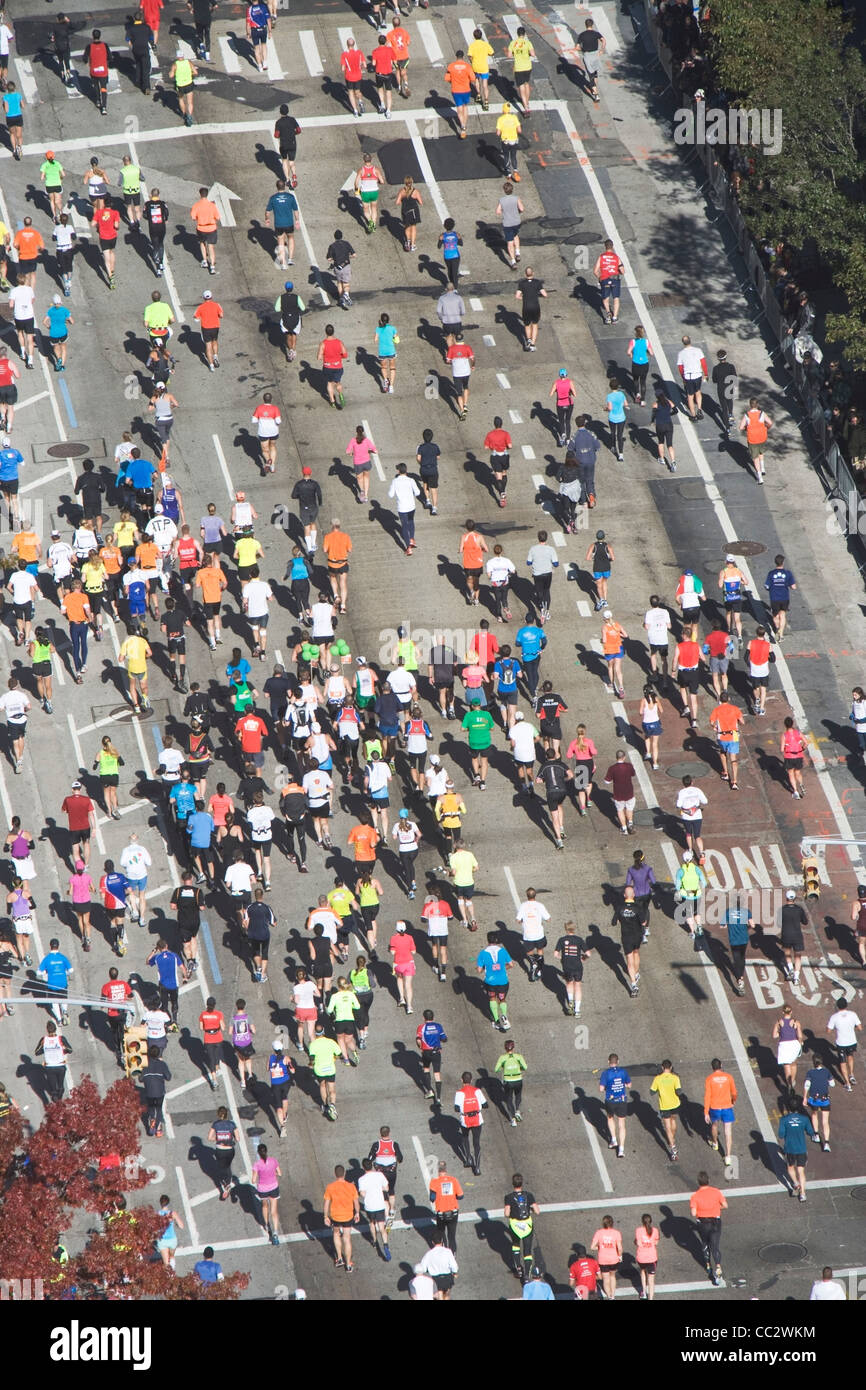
(346, 425, 376, 503)
(388, 920, 416, 1014)
(590, 1215, 622, 1298)
(68, 859, 95, 950)
(634, 1214, 660, 1300)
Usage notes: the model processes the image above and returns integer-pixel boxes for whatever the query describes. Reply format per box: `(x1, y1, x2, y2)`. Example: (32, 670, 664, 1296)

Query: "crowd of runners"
(0, 0, 859, 1304)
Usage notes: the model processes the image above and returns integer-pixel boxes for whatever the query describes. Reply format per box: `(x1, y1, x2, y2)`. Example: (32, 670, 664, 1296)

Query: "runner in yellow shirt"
(467, 28, 494, 110)
(507, 27, 535, 115)
(119, 627, 152, 713)
(496, 102, 522, 180)
(650, 1059, 683, 1161)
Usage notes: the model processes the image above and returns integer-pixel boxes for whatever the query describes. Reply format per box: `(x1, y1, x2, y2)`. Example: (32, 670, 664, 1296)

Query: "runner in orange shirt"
(194, 554, 227, 648)
(709, 696, 744, 788)
(13, 219, 45, 290)
(323, 519, 352, 612)
(190, 187, 220, 273)
(689, 1172, 728, 1284)
(347, 815, 379, 872)
(703, 1059, 737, 1169)
(444, 50, 476, 137)
(459, 520, 488, 605)
(323, 1164, 360, 1271)
(98, 536, 124, 619)
(386, 15, 411, 99)
(193, 290, 223, 371)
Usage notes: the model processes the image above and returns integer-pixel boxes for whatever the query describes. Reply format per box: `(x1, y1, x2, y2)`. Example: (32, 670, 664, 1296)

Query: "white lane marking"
(412, 1133, 433, 1186)
(611, 699, 658, 808)
(132, 141, 185, 324)
(212, 433, 237, 501)
(483, 334, 496, 347)
(417, 20, 444, 65)
(522, 445, 535, 459)
(577, 600, 592, 618)
(266, 37, 285, 81)
(509, 409, 523, 424)
(166, 1076, 210, 1100)
(459, 18, 481, 48)
(14, 391, 50, 413)
(175, 1164, 199, 1248)
(469, 297, 483, 311)
(502, 864, 521, 911)
(361, 418, 386, 481)
(207, 181, 241, 229)
(299, 30, 324, 77)
(590, 637, 603, 655)
(189, 1189, 220, 1208)
(20, 464, 67, 494)
(337, 27, 356, 50)
(532, 474, 543, 489)
(14, 59, 39, 105)
(405, 118, 449, 224)
(552, 531, 566, 548)
(217, 36, 242, 75)
(660, 841, 777, 1154)
(501, 14, 522, 41)
(68, 715, 106, 852)
(580, 1110, 613, 1193)
(496, 372, 511, 390)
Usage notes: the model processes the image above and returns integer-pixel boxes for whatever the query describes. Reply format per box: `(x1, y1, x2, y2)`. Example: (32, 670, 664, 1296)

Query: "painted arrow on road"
(207, 181, 242, 228)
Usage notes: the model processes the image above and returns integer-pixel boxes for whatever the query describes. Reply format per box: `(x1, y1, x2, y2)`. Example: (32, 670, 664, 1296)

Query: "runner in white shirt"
(47, 533, 75, 594)
(242, 572, 274, 659)
(508, 711, 539, 792)
(392, 813, 421, 898)
(421, 893, 452, 980)
(386, 662, 417, 708)
(644, 598, 672, 680)
(358, 1160, 392, 1260)
(486, 546, 516, 623)
(415, 1237, 459, 1299)
(0, 679, 30, 772)
(142, 1006, 171, 1051)
(7, 565, 39, 645)
(425, 755, 448, 802)
(827, 1000, 862, 1090)
(302, 765, 334, 847)
(224, 855, 257, 925)
(145, 505, 178, 560)
(120, 836, 152, 923)
(388, 468, 421, 553)
(306, 902, 341, 946)
(409, 1271, 437, 1300)
(516, 887, 551, 982)
(809, 1269, 846, 1301)
(157, 739, 185, 784)
(676, 778, 708, 857)
(246, 798, 276, 889)
(9, 284, 36, 365)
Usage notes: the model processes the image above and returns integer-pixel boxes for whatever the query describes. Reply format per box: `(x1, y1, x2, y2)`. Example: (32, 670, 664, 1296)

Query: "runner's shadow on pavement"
(417, 253, 448, 287)
(390, 1039, 426, 1093)
(435, 551, 469, 599)
(473, 1207, 519, 1274)
(571, 1085, 609, 1143)
(298, 360, 332, 403)
(355, 345, 384, 388)
(528, 399, 559, 441)
(246, 218, 273, 258)
(253, 141, 284, 178)
(415, 317, 441, 354)
(657, 1204, 701, 1264)
(574, 642, 608, 686)
(494, 302, 526, 349)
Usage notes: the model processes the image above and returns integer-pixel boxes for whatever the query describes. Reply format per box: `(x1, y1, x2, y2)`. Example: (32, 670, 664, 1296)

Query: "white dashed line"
(496, 372, 511, 390)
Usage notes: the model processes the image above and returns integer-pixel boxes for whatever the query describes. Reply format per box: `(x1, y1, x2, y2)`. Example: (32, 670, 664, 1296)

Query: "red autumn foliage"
(0, 1074, 249, 1300)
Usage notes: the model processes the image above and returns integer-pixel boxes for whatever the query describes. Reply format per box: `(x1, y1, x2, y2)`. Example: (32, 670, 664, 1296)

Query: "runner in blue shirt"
(225, 652, 251, 685)
(604, 377, 628, 460)
(723, 896, 752, 997)
(492, 647, 523, 728)
(598, 1051, 631, 1157)
(38, 939, 73, 1023)
(763, 553, 796, 641)
(187, 803, 215, 884)
(476, 930, 514, 1032)
(778, 1099, 816, 1202)
(0, 439, 23, 528)
(265, 182, 299, 270)
(169, 776, 197, 827)
(438, 218, 463, 288)
(416, 1009, 447, 1105)
(42, 297, 74, 373)
(515, 623, 546, 698)
(194, 1247, 224, 1284)
(146, 939, 186, 1027)
(803, 1063, 833, 1151)
(522, 1268, 554, 1299)
(3, 85, 23, 160)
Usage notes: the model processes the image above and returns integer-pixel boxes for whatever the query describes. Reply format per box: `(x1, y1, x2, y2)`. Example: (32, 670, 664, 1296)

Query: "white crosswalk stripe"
(458, 17, 479, 48)
(299, 30, 324, 77)
(501, 13, 523, 41)
(13, 58, 39, 105)
(337, 27, 357, 51)
(266, 35, 285, 80)
(416, 19, 444, 66)
(217, 36, 242, 74)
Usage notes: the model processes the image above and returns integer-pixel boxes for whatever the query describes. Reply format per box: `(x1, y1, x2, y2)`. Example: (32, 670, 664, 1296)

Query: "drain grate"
(725, 540, 767, 557)
(665, 761, 712, 780)
(47, 442, 89, 458)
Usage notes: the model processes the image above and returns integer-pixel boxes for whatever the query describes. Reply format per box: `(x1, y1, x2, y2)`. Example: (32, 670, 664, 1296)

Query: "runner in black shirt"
(651, 391, 678, 472)
(515, 270, 547, 351)
(52, 14, 75, 85)
(141, 1047, 171, 1136)
(535, 748, 571, 849)
(711, 349, 738, 436)
(187, 0, 217, 60)
(533, 681, 567, 755)
(280, 779, 308, 871)
(183, 683, 215, 730)
(553, 922, 591, 1016)
(326, 231, 356, 310)
(142, 191, 169, 275)
(74, 459, 105, 530)
(416, 429, 442, 514)
(291, 472, 323, 555)
(274, 104, 301, 186)
(171, 871, 203, 971)
(613, 886, 646, 997)
(576, 18, 605, 103)
(244, 893, 274, 984)
(237, 769, 269, 809)
(160, 597, 190, 691)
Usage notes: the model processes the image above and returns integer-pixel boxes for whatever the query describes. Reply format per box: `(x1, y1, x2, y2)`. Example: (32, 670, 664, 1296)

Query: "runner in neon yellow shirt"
(507, 28, 536, 114)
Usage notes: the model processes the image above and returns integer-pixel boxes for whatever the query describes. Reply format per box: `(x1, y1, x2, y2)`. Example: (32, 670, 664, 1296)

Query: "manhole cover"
(665, 761, 712, 780)
(851, 1185, 866, 1201)
(758, 1242, 808, 1264)
(645, 292, 688, 308)
(724, 540, 767, 557)
(47, 442, 89, 458)
(677, 481, 707, 500)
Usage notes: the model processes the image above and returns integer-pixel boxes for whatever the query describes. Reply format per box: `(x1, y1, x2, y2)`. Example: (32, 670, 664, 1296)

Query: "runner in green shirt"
(143, 291, 175, 348)
(119, 155, 142, 226)
(461, 695, 494, 787)
(326, 977, 361, 1066)
(495, 1039, 527, 1124)
(307, 1022, 342, 1120)
(448, 843, 479, 930)
(40, 154, 65, 221)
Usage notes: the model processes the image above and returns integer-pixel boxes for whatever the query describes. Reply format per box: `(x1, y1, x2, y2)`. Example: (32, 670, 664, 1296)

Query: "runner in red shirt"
(193, 290, 223, 371)
(94, 204, 121, 287)
(100, 967, 133, 1056)
(317, 325, 349, 408)
(0, 350, 21, 433)
(672, 631, 702, 727)
(386, 16, 410, 99)
(340, 37, 365, 117)
(569, 1247, 601, 1300)
(703, 626, 732, 698)
(235, 712, 268, 765)
(370, 34, 396, 117)
(446, 334, 474, 419)
(198, 996, 225, 1088)
(483, 417, 512, 500)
